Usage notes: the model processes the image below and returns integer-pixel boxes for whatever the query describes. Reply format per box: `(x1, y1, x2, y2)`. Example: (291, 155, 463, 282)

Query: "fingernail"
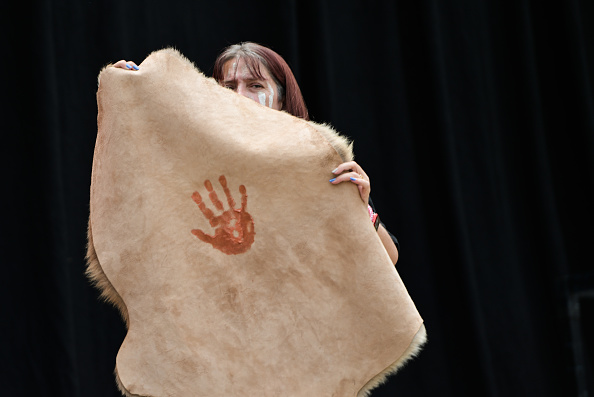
(329, 178, 336, 183)
(132, 65, 139, 70)
(125, 63, 132, 69)
(332, 168, 338, 173)
(350, 177, 357, 181)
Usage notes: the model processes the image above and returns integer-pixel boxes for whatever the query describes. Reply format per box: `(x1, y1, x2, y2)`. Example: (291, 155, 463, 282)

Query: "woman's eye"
(251, 84, 264, 89)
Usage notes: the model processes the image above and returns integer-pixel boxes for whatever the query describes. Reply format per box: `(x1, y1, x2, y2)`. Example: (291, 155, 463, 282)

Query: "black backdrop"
(2, 0, 593, 396)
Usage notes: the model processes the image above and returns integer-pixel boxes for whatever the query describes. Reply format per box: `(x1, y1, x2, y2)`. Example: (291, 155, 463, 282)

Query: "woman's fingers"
(329, 168, 371, 203)
(127, 61, 139, 70)
(348, 176, 370, 202)
(329, 171, 364, 184)
(329, 161, 371, 203)
(112, 60, 140, 71)
(112, 60, 126, 69)
(331, 161, 368, 180)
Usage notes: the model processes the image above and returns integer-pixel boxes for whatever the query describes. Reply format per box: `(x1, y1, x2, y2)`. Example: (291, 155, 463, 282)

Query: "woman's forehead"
(224, 57, 268, 81)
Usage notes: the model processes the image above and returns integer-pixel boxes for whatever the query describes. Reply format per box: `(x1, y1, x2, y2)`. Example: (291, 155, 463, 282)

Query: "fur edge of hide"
(87, 49, 196, 331)
(115, 367, 144, 397)
(85, 220, 130, 327)
(109, 325, 427, 397)
(357, 324, 427, 397)
(309, 122, 354, 163)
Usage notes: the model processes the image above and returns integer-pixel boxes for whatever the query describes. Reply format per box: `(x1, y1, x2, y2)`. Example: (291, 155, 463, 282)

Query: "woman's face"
(221, 58, 282, 111)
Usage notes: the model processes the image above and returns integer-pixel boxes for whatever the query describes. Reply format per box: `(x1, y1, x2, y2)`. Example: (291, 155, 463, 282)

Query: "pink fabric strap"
(368, 205, 380, 230)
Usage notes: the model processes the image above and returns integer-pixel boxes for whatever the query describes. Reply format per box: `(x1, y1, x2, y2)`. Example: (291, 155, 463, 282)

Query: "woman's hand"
(329, 161, 370, 204)
(329, 161, 399, 264)
(112, 60, 140, 71)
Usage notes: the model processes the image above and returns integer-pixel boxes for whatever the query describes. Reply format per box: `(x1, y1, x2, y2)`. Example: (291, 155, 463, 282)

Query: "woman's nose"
(236, 85, 248, 97)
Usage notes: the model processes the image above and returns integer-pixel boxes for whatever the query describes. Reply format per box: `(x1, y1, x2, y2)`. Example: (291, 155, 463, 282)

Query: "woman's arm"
(378, 224, 399, 265)
(330, 161, 399, 265)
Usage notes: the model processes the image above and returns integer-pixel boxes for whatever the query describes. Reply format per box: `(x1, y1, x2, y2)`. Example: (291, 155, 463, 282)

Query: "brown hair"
(213, 42, 309, 121)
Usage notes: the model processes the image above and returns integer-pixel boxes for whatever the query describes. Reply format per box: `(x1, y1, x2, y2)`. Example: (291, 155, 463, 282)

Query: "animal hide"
(87, 48, 425, 397)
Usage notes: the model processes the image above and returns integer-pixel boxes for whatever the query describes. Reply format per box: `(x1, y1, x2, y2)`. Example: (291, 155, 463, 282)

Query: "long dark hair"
(213, 42, 309, 121)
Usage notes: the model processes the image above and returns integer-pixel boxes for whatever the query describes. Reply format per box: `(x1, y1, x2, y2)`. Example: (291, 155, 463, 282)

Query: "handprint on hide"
(191, 175, 255, 255)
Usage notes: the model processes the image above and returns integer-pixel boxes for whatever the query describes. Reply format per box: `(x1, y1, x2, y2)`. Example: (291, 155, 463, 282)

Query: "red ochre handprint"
(190, 175, 255, 255)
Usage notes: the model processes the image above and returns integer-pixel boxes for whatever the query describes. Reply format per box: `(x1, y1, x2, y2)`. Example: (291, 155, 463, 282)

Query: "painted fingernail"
(331, 168, 338, 173)
(350, 177, 357, 181)
(132, 65, 139, 70)
(125, 63, 132, 69)
(329, 178, 336, 183)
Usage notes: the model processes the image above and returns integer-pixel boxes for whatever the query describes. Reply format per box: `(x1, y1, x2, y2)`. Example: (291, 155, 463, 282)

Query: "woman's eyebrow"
(222, 71, 266, 84)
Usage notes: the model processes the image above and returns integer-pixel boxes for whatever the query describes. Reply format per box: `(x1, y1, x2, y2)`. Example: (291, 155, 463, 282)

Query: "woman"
(113, 42, 399, 264)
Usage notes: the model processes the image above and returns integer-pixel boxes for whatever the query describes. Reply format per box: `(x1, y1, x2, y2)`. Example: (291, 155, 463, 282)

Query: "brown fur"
(87, 48, 424, 397)
(357, 324, 427, 397)
(86, 222, 129, 327)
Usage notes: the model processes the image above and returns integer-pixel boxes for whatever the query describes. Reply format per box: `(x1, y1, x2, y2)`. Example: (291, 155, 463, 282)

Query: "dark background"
(2, 0, 593, 396)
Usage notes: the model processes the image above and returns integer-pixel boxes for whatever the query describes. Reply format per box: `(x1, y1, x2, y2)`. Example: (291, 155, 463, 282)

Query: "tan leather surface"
(89, 48, 423, 397)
